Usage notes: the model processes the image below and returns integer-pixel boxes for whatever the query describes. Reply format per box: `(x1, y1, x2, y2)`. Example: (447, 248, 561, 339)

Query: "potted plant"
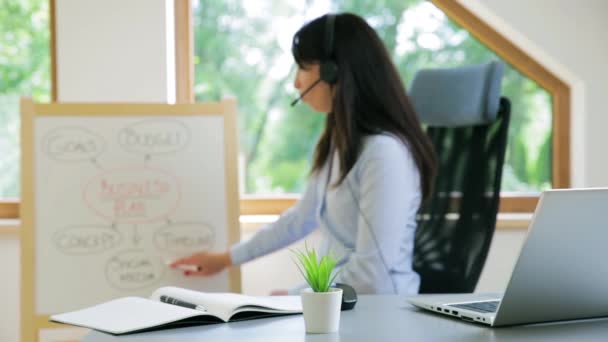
(292, 244, 342, 334)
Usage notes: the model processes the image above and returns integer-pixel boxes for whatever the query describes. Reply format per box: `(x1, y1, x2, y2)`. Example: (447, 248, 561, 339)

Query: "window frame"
(0, 0, 570, 219)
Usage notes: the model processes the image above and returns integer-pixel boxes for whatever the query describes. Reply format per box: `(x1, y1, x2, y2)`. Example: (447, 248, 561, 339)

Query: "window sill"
(0, 219, 19, 236)
(0, 214, 530, 238)
(239, 194, 541, 215)
(240, 213, 531, 233)
(495, 213, 531, 230)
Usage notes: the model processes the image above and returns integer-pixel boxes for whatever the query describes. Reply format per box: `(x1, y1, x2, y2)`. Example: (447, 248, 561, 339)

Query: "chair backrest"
(409, 61, 511, 293)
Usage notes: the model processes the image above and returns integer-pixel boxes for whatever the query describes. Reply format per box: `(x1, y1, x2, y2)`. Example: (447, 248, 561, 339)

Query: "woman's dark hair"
(291, 13, 436, 202)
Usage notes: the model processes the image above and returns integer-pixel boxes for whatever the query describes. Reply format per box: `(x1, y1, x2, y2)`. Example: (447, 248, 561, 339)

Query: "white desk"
(82, 295, 608, 341)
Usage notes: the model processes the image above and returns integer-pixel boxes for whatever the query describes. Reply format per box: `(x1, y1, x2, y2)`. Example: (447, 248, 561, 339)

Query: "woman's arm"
(170, 170, 323, 276)
(336, 137, 421, 294)
(230, 174, 322, 265)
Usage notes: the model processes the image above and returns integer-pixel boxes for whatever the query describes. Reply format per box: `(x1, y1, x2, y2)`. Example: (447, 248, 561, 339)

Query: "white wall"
(55, 0, 175, 102)
(0, 232, 20, 342)
(461, 0, 608, 187)
(240, 229, 324, 295)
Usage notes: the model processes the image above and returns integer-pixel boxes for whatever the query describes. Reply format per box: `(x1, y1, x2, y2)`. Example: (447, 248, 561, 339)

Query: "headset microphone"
(290, 78, 322, 106)
(291, 14, 338, 107)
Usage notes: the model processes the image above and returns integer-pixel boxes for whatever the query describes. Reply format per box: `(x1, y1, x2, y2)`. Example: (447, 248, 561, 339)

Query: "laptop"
(407, 188, 608, 326)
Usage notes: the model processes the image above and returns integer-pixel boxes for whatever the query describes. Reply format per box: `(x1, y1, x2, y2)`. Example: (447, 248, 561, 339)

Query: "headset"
(319, 14, 338, 84)
(291, 14, 339, 106)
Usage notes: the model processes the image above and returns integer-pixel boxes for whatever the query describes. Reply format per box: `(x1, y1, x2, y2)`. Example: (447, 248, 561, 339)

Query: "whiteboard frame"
(20, 98, 241, 342)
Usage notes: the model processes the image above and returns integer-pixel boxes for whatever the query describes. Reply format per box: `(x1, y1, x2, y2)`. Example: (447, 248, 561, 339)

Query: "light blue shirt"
(230, 134, 422, 295)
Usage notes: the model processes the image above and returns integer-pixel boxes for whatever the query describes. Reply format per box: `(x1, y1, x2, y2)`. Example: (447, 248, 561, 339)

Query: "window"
(188, 0, 569, 214)
(0, 0, 51, 218)
(2, 0, 569, 218)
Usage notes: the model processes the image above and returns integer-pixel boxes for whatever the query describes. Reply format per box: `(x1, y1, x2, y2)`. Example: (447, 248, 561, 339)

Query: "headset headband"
(320, 14, 338, 84)
(324, 14, 335, 61)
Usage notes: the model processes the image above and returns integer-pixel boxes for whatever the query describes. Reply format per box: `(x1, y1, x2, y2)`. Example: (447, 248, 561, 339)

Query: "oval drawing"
(117, 119, 190, 156)
(153, 222, 215, 253)
(105, 249, 164, 290)
(83, 166, 181, 224)
(53, 225, 122, 255)
(43, 126, 105, 161)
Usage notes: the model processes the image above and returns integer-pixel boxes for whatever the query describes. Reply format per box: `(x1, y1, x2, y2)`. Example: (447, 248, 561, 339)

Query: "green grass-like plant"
(292, 243, 339, 293)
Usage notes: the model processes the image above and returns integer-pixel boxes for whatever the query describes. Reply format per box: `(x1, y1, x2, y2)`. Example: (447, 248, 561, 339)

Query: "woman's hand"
(169, 251, 232, 276)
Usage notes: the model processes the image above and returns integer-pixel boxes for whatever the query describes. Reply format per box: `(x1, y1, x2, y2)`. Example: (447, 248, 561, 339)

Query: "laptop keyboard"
(450, 300, 500, 313)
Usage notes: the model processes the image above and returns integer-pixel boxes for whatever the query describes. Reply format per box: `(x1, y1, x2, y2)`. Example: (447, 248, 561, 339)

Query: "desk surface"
(83, 295, 608, 342)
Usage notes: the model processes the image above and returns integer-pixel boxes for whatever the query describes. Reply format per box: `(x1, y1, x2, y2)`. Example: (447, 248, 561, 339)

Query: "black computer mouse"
(335, 283, 357, 310)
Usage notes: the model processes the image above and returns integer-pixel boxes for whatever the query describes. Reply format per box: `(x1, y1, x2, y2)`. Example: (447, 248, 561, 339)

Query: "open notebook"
(50, 286, 302, 335)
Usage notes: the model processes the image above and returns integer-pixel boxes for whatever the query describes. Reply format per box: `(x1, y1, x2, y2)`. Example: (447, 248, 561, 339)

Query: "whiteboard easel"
(20, 99, 241, 342)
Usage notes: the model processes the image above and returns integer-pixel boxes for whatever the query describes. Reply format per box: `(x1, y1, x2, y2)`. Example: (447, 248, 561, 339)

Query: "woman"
(171, 13, 436, 295)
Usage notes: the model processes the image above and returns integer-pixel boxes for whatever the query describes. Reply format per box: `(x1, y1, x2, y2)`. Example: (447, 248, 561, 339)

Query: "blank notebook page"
(50, 297, 202, 334)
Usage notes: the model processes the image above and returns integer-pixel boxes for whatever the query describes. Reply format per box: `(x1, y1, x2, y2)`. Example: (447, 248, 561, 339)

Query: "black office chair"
(409, 61, 511, 293)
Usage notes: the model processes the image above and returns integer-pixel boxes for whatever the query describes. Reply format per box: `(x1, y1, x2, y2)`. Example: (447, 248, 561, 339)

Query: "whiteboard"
(20, 101, 240, 322)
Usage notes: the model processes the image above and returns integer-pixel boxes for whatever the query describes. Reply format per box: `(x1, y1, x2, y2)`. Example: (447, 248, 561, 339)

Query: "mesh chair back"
(409, 61, 510, 293)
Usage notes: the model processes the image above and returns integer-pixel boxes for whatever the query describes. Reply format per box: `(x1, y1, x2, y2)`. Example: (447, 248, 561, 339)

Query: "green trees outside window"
(0, 0, 50, 198)
(192, 0, 552, 195)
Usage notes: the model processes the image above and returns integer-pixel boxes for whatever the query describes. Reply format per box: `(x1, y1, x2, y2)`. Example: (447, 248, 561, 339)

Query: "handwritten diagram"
(42, 119, 219, 290)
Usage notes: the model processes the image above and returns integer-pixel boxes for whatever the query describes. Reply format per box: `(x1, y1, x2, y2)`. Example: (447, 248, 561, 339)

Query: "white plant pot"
(300, 287, 343, 333)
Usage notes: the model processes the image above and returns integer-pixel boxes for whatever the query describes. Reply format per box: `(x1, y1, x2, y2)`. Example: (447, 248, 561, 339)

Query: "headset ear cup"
(320, 61, 338, 84)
